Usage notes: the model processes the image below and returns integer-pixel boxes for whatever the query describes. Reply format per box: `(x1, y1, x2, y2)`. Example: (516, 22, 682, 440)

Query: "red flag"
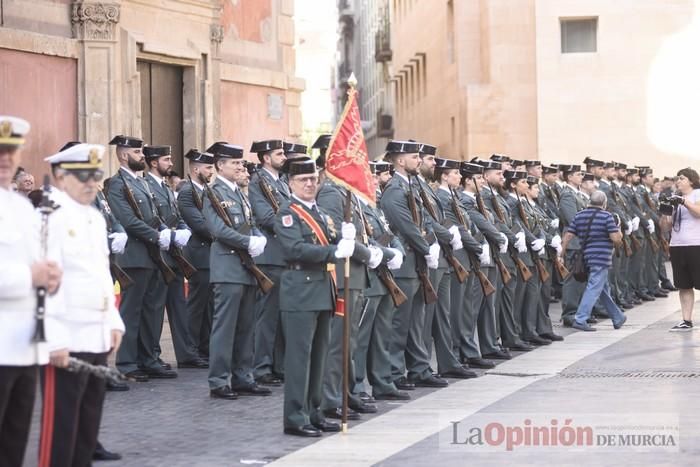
(325, 86, 375, 206)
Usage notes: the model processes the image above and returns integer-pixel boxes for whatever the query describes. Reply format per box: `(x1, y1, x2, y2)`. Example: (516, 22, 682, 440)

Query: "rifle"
(253, 166, 281, 214)
(33, 175, 54, 343)
(187, 174, 204, 211)
(406, 176, 438, 304)
(473, 180, 512, 285)
(375, 232, 408, 307)
(450, 189, 495, 297)
(148, 180, 197, 280)
(416, 180, 469, 283)
(548, 247, 570, 280)
(199, 174, 274, 293)
(516, 198, 550, 283)
(99, 190, 135, 290)
(488, 185, 532, 282)
(117, 171, 176, 284)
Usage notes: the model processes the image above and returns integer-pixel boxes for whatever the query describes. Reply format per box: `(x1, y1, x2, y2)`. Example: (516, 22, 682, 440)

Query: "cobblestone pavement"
(22, 292, 700, 466)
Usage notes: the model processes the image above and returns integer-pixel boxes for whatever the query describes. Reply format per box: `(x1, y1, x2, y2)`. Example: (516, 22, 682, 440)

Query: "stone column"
(71, 1, 120, 168)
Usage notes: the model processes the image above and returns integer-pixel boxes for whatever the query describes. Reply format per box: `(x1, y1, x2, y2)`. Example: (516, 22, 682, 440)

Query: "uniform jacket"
(144, 173, 188, 268)
(202, 177, 257, 285)
(362, 200, 402, 297)
(435, 186, 482, 269)
(559, 184, 588, 250)
(105, 168, 161, 269)
(248, 168, 290, 267)
(177, 180, 213, 270)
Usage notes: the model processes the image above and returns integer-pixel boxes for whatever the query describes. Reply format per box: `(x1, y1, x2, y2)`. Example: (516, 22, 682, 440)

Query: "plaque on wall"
(267, 94, 283, 120)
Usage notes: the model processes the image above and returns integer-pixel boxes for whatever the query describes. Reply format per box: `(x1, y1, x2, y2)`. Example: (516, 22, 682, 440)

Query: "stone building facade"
(377, 0, 698, 173)
(0, 0, 304, 177)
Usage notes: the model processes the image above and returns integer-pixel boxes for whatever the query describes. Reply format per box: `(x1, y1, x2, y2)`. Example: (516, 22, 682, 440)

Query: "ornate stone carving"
(71, 2, 120, 41)
(210, 24, 224, 44)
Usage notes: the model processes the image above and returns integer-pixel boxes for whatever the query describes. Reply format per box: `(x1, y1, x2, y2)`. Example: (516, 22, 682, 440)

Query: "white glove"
(247, 235, 267, 257)
(426, 242, 441, 269)
(531, 238, 546, 252)
(499, 233, 508, 254)
(174, 229, 192, 248)
(341, 222, 356, 240)
(514, 232, 527, 253)
(550, 235, 562, 249)
(450, 235, 464, 251)
(448, 225, 460, 238)
(625, 224, 633, 236)
(631, 216, 640, 232)
(550, 218, 560, 229)
(387, 248, 404, 270)
(158, 229, 171, 250)
(555, 244, 562, 255)
(109, 232, 128, 254)
(479, 242, 492, 266)
(647, 220, 655, 234)
(334, 238, 356, 258)
(368, 246, 384, 269)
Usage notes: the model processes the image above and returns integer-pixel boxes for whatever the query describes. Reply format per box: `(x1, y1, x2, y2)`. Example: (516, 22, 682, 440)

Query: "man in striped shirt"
(561, 191, 627, 331)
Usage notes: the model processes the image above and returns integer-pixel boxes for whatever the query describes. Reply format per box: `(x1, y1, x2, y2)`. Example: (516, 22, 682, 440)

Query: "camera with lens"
(659, 193, 684, 216)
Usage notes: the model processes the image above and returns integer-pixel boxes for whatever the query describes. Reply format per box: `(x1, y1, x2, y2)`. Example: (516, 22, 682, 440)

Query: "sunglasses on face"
(68, 169, 104, 183)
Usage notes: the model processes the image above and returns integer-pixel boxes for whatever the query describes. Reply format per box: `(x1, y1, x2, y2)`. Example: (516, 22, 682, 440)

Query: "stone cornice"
(71, 2, 121, 41)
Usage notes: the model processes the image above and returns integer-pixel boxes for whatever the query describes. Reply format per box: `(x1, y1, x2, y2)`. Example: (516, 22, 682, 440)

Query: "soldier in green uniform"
(275, 159, 356, 437)
(203, 142, 271, 399)
(636, 167, 668, 298)
(558, 165, 590, 326)
(433, 157, 484, 377)
(316, 156, 379, 419)
(355, 162, 410, 401)
(106, 135, 177, 380)
(143, 145, 204, 369)
(478, 160, 534, 352)
(248, 139, 289, 386)
(178, 149, 216, 362)
(457, 163, 502, 365)
(380, 140, 447, 389)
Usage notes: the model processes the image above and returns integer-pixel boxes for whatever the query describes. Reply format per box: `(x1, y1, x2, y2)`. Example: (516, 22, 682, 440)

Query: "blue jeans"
(574, 266, 625, 326)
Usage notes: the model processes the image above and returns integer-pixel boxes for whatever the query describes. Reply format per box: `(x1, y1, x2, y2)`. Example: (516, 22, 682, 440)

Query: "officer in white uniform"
(0, 116, 67, 467)
(38, 143, 125, 467)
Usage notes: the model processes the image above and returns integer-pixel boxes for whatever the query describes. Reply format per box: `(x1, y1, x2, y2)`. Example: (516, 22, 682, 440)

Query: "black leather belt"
(287, 262, 332, 272)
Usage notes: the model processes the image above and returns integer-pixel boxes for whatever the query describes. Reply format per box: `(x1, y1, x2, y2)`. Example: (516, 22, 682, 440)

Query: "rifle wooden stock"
(516, 198, 548, 283)
(117, 171, 176, 284)
(472, 180, 512, 285)
(200, 177, 274, 293)
(534, 257, 550, 282)
(510, 250, 533, 282)
(630, 234, 642, 253)
(170, 245, 197, 279)
(406, 177, 438, 304)
(187, 175, 204, 211)
(467, 251, 496, 297)
(549, 249, 570, 280)
(109, 255, 133, 290)
(256, 168, 281, 214)
(375, 233, 408, 307)
(658, 232, 670, 257)
(646, 230, 660, 253)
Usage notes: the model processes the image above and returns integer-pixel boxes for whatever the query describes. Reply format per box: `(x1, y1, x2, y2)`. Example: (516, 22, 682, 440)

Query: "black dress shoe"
(394, 376, 415, 391)
(654, 291, 669, 298)
(210, 386, 238, 400)
(549, 297, 560, 303)
(509, 342, 534, 352)
(483, 350, 512, 360)
(177, 358, 209, 369)
(359, 391, 376, 403)
(409, 375, 449, 387)
(349, 402, 377, 414)
(442, 367, 478, 379)
(539, 332, 564, 342)
(323, 407, 361, 420)
(662, 284, 679, 292)
(124, 370, 149, 382)
(620, 302, 634, 309)
(525, 336, 552, 346)
(93, 441, 122, 461)
(466, 357, 495, 369)
(106, 380, 129, 391)
(312, 420, 341, 432)
(631, 297, 642, 305)
(284, 425, 322, 437)
(587, 317, 598, 324)
(256, 374, 283, 386)
(374, 390, 411, 401)
(561, 318, 574, 327)
(234, 383, 272, 396)
(157, 358, 172, 370)
(637, 293, 655, 301)
(142, 367, 178, 379)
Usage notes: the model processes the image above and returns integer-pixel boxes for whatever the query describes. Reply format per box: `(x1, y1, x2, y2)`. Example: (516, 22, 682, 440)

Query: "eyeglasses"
(69, 169, 104, 183)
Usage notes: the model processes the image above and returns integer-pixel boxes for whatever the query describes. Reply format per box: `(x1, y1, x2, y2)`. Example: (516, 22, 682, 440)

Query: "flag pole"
(341, 72, 358, 434)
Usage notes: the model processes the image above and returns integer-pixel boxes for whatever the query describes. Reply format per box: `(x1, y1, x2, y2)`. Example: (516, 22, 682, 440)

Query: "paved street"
(23, 290, 700, 466)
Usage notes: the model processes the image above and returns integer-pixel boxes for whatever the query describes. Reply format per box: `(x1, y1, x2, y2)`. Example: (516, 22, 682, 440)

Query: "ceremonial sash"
(289, 203, 344, 316)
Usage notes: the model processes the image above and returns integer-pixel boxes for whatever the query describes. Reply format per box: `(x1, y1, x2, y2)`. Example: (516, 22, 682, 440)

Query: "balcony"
(375, 29, 392, 63)
(376, 111, 394, 139)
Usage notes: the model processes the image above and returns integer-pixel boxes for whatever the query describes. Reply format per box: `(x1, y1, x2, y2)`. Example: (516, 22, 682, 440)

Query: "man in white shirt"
(39, 143, 125, 466)
(0, 116, 66, 466)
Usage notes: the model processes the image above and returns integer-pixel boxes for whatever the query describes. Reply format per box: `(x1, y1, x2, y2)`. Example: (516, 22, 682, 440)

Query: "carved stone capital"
(210, 24, 224, 44)
(71, 2, 120, 41)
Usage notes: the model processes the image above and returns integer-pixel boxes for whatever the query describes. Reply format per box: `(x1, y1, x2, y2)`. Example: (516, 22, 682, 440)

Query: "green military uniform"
(178, 150, 216, 360)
